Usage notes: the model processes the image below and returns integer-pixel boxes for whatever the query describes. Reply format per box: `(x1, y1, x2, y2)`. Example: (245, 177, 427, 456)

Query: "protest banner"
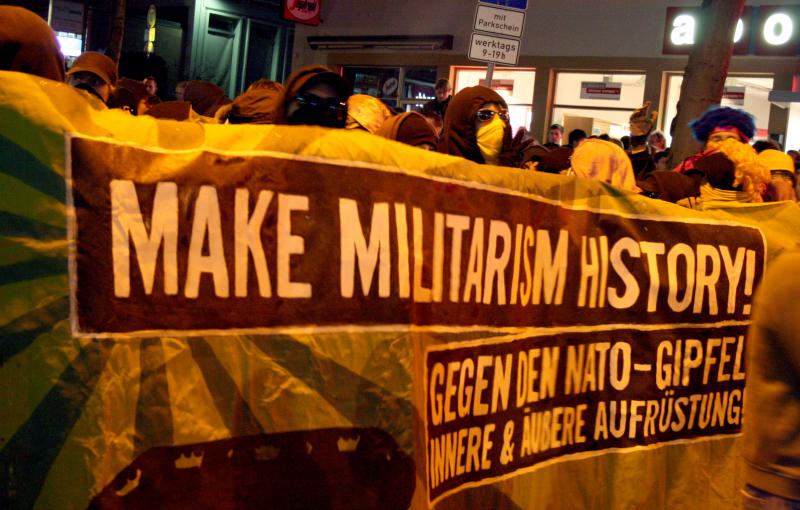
(68, 136, 762, 335)
(423, 326, 748, 503)
(1, 70, 799, 509)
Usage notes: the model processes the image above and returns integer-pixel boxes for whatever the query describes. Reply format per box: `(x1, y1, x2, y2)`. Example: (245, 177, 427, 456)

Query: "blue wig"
(689, 106, 756, 143)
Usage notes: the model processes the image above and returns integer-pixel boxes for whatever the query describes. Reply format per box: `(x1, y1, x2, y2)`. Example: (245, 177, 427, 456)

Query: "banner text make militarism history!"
(68, 137, 764, 334)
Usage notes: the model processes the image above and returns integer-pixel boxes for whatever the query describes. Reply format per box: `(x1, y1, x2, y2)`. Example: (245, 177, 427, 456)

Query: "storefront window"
(663, 74, 774, 145)
(403, 68, 438, 109)
(453, 66, 535, 135)
(551, 72, 646, 140)
(56, 31, 83, 59)
(342, 66, 437, 111)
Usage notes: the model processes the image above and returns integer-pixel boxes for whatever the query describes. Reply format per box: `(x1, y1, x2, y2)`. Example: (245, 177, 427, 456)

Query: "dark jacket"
(421, 96, 450, 119)
(743, 251, 800, 500)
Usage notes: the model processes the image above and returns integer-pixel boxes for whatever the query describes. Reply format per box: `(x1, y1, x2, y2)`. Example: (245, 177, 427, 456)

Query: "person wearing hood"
(345, 94, 393, 133)
(224, 79, 286, 125)
(567, 138, 640, 192)
(182, 80, 232, 117)
(421, 112, 444, 141)
(438, 85, 525, 166)
(108, 77, 149, 115)
(376, 112, 438, 151)
(0, 6, 65, 82)
(66, 51, 117, 104)
(283, 65, 351, 128)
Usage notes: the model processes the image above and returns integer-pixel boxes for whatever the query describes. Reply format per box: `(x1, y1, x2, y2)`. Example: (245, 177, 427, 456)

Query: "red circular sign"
(286, 0, 320, 21)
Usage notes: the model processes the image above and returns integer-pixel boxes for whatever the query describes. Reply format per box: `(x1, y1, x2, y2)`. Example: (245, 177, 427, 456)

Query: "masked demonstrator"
(283, 65, 351, 128)
(438, 85, 516, 166)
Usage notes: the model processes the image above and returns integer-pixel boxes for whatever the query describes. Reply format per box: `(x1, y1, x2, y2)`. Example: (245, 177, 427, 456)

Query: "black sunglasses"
(295, 92, 346, 112)
(475, 109, 510, 122)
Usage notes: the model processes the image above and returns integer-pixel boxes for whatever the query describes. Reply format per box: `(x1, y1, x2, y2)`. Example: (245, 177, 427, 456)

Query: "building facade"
(291, 0, 800, 148)
(23, 0, 296, 99)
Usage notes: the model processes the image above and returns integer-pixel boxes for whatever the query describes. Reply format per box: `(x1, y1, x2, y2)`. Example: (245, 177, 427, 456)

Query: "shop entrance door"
(240, 20, 282, 92)
(200, 12, 242, 97)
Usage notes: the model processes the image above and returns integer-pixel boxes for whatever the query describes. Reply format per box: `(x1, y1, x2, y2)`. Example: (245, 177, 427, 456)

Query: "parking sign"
(479, 0, 527, 10)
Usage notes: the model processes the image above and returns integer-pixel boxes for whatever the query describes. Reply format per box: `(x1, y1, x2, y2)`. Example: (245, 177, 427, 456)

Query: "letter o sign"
(763, 13, 793, 45)
(754, 6, 800, 55)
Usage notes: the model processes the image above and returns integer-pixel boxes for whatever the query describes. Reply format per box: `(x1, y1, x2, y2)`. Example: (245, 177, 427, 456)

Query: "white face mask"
(476, 115, 505, 165)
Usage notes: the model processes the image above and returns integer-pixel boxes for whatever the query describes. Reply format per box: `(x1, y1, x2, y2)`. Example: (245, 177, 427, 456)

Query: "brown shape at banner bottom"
(87, 427, 415, 510)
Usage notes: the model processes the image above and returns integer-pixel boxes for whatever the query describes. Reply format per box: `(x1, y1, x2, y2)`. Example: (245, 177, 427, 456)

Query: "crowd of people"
(2, 5, 798, 211)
